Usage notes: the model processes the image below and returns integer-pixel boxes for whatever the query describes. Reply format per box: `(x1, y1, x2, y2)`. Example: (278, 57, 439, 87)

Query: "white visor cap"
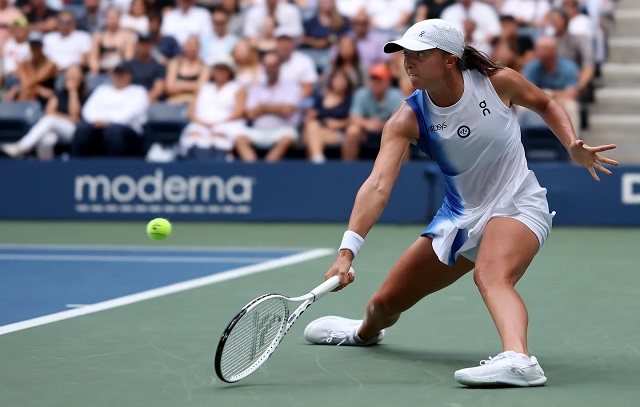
(384, 19, 465, 58)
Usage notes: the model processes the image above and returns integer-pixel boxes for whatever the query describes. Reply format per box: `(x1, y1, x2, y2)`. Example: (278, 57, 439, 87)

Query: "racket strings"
(219, 297, 289, 379)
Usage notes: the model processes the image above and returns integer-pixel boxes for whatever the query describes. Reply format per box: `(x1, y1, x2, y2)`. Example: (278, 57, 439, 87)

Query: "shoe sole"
(454, 371, 547, 387)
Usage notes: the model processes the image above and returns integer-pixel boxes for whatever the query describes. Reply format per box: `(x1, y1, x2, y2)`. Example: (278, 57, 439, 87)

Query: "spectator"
(76, 0, 104, 34)
(200, 8, 238, 66)
(234, 52, 301, 162)
(562, 0, 593, 39)
(220, 0, 244, 37)
(0, 0, 23, 53)
(325, 35, 365, 88)
(303, 68, 353, 163)
(522, 36, 580, 136)
(1, 64, 85, 159)
(22, 0, 57, 33)
(251, 14, 277, 55)
(335, 0, 365, 19)
(126, 33, 166, 102)
(274, 27, 318, 99)
(145, 0, 175, 16)
(43, 10, 92, 71)
(414, 0, 456, 22)
(546, 8, 594, 96)
(165, 35, 207, 104)
(301, 0, 350, 50)
(347, 11, 390, 68)
(72, 62, 149, 157)
(343, 63, 403, 160)
(120, 0, 150, 36)
(148, 13, 181, 65)
(441, 0, 501, 55)
(492, 15, 535, 70)
(231, 38, 262, 88)
(179, 55, 246, 159)
(4, 31, 56, 103)
(2, 16, 30, 89)
(243, 0, 302, 40)
(88, 8, 136, 76)
(499, 0, 550, 27)
(160, 0, 212, 46)
(365, 0, 414, 33)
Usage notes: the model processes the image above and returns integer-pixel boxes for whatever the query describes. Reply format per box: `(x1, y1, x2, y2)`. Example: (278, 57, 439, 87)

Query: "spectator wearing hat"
(4, 31, 56, 102)
(43, 10, 92, 72)
(160, 0, 212, 47)
(274, 26, 318, 100)
(199, 8, 238, 66)
(2, 64, 86, 159)
(0, 0, 23, 53)
(71, 62, 149, 157)
(165, 35, 208, 104)
(343, 63, 403, 160)
(179, 55, 246, 160)
(88, 8, 136, 76)
(125, 33, 166, 102)
(243, 0, 302, 42)
(2, 16, 30, 90)
(235, 51, 301, 162)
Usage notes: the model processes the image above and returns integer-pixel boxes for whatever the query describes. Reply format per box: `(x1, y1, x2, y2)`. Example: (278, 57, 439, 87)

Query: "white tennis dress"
(406, 68, 555, 266)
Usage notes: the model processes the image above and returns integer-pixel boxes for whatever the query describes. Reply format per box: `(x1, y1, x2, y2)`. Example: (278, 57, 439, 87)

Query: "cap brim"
(384, 38, 437, 54)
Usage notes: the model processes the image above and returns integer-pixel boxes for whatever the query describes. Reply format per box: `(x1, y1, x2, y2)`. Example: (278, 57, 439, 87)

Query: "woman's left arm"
(491, 68, 618, 181)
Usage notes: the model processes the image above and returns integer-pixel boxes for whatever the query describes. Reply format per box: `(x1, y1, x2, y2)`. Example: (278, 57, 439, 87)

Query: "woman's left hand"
(569, 140, 619, 182)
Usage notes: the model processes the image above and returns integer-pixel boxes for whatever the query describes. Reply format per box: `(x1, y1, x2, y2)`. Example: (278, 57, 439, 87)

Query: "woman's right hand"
(325, 251, 356, 291)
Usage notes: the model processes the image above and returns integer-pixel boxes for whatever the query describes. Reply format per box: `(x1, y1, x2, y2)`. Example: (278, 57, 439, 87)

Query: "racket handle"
(310, 268, 354, 300)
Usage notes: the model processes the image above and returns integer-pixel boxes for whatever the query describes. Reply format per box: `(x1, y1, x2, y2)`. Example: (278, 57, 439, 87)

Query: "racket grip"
(311, 268, 354, 300)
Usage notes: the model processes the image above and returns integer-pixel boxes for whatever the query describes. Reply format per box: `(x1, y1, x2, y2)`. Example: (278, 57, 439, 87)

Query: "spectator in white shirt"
(199, 8, 238, 66)
(243, 0, 302, 41)
(43, 10, 92, 71)
(180, 55, 246, 160)
(441, 0, 501, 55)
(500, 0, 550, 27)
(274, 26, 318, 100)
(562, 0, 594, 39)
(71, 62, 149, 157)
(2, 16, 30, 89)
(160, 0, 212, 46)
(235, 52, 302, 162)
(335, 0, 365, 19)
(365, 0, 414, 33)
(119, 0, 149, 36)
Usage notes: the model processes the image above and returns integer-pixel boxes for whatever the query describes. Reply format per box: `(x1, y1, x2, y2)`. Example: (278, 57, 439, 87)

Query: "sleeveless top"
(406, 68, 530, 224)
(195, 81, 242, 123)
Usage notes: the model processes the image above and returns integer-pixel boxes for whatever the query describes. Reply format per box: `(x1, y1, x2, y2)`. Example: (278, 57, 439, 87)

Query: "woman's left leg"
(473, 217, 540, 356)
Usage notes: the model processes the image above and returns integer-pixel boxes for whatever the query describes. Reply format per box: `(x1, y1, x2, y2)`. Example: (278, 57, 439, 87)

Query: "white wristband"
(339, 230, 365, 258)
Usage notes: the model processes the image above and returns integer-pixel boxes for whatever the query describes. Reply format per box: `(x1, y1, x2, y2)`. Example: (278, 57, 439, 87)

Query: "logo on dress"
(479, 100, 491, 116)
(457, 125, 471, 138)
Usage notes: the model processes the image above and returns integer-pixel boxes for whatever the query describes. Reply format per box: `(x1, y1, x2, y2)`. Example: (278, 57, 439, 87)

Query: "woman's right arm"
(327, 102, 419, 287)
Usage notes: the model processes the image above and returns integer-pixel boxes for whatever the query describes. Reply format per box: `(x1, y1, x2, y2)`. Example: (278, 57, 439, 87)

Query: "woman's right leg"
(358, 236, 475, 341)
(15, 115, 59, 152)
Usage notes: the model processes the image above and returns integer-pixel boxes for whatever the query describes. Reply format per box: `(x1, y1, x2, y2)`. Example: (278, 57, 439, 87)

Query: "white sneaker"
(1, 143, 23, 158)
(303, 316, 384, 346)
(454, 351, 547, 387)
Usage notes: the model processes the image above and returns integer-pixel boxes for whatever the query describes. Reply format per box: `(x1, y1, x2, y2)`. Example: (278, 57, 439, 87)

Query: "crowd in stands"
(0, 0, 617, 162)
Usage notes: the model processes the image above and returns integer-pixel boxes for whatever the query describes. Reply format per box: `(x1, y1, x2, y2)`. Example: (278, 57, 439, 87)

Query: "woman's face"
(330, 70, 349, 94)
(105, 9, 120, 30)
(183, 37, 200, 59)
(131, 0, 146, 16)
(403, 49, 449, 90)
(338, 37, 355, 59)
(233, 40, 250, 63)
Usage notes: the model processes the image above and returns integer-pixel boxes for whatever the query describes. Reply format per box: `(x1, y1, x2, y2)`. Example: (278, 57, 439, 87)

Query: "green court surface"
(1, 221, 640, 407)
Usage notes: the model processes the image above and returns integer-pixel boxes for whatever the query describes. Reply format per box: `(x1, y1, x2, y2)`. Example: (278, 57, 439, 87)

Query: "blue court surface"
(0, 245, 312, 328)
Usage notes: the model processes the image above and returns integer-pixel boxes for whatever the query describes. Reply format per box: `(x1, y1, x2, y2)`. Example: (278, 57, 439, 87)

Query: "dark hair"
(335, 36, 360, 68)
(327, 68, 354, 96)
(549, 8, 570, 27)
(454, 46, 504, 76)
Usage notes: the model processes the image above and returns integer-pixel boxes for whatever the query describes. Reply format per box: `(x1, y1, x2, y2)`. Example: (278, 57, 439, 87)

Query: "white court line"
(0, 248, 333, 336)
(0, 254, 278, 263)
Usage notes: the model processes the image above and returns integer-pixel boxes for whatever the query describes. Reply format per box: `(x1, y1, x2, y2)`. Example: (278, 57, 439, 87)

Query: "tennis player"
(303, 19, 617, 387)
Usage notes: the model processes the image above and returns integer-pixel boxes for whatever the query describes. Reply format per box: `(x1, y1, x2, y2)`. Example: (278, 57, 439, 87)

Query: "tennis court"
(1, 221, 639, 407)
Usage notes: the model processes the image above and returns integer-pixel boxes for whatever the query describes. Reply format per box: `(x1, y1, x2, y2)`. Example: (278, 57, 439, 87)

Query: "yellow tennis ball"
(146, 218, 172, 240)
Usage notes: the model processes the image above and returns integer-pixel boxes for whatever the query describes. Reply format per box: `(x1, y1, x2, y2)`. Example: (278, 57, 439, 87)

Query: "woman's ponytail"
(456, 46, 504, 76)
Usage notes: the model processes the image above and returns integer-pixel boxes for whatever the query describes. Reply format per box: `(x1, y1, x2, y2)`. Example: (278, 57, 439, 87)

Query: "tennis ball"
(146, 218, 172, 240)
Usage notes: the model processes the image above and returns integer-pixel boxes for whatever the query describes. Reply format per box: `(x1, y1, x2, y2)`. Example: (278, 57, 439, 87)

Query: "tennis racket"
(215, 270, 351, 383)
